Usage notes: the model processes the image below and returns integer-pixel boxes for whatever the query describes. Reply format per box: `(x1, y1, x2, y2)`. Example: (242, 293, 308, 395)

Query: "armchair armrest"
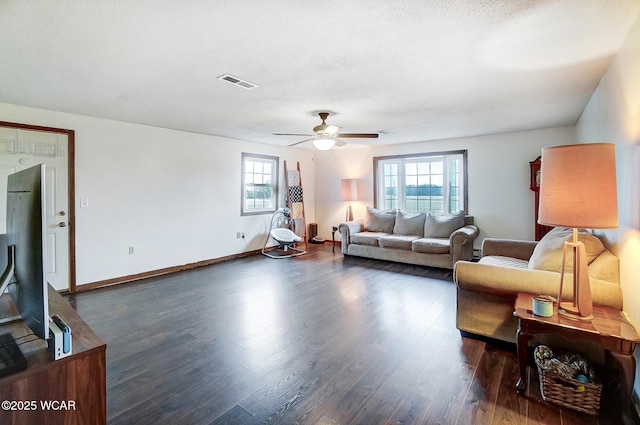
(338, 220, 364, 254)
(455, 260, 562, 297)
(482, 238, 537, 260)
(454, 260, 623, 310)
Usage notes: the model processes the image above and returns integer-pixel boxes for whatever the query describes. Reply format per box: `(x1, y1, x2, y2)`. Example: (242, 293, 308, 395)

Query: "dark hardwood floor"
(65, 245, 628, 425)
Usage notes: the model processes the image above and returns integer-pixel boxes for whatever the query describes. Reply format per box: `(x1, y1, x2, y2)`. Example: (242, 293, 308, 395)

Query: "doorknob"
(59, 222, 67, 228)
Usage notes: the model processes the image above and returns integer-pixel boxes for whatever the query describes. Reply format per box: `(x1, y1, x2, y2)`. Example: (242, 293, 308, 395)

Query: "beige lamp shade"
(341, 179, 358, 201)
(538, 143, 618, 229)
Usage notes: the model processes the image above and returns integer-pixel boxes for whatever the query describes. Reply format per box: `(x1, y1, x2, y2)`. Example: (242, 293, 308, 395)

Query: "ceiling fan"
(274, 112, 379, 150)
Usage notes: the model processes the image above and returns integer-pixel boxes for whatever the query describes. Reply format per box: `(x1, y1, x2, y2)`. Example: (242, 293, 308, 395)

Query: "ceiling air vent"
(217, 74, 257, 90)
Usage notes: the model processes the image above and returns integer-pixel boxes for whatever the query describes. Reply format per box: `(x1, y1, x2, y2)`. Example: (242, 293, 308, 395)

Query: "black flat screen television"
(0, 164, 49, 340)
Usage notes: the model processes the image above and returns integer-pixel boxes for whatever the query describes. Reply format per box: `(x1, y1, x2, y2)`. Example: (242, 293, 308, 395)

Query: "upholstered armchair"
(454, 228, 622, 343)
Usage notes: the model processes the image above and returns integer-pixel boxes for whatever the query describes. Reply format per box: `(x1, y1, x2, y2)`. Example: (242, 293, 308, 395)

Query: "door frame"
(0, 120, 76, 292)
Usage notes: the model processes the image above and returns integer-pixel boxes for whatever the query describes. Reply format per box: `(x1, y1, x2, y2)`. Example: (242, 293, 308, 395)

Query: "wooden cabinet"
(529, 156, 553, 240)
(0, 286, 106, 425)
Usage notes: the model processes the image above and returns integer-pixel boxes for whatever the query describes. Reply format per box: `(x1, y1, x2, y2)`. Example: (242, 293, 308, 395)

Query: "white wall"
(0, 102, 315, 285)
(0, 101, 579, 286)
(313, 127, 576, 248)
(575, 13, 640, 395)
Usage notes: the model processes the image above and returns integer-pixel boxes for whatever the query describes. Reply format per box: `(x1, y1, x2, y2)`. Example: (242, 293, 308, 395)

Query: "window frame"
(373, 150, 468, 214)
(241, 153, 279, 216)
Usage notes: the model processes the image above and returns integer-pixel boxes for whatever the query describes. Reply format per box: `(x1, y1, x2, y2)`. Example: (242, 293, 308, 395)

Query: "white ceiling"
(1, 1, 639, 148)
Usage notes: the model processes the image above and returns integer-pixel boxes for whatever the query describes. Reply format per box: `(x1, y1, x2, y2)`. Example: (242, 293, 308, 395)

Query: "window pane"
(242, 154, 279, 215)
(375, 152, 465, 214)
(379, 160, 399, 210)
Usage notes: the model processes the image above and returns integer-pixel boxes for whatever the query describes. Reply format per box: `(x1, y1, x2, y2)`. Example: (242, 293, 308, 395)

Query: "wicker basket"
(535, 352, 602, 416)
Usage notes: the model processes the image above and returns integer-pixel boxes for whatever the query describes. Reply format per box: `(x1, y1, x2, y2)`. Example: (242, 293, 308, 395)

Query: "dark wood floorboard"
(65, 244, 631, 425)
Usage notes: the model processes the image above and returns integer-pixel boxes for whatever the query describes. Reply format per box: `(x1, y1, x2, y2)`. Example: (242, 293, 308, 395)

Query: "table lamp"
(341, 179, 358, 221)
(538, 143, 618, 320)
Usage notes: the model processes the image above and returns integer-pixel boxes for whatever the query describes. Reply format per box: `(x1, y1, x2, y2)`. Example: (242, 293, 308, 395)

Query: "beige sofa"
(339, 207, 479, 269)
(454, 227, 623, 344)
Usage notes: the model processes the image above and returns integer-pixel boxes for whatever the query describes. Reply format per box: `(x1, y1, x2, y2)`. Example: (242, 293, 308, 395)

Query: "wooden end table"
(514, 293, 640, 419)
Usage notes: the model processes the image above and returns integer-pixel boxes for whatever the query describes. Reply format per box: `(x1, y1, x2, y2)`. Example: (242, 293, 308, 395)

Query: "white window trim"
(241, 153, 279, 216)
(373, 150, 467, 213)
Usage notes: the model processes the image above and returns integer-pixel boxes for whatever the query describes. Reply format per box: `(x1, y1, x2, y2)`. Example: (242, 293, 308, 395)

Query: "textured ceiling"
(1, 1, 639, 148)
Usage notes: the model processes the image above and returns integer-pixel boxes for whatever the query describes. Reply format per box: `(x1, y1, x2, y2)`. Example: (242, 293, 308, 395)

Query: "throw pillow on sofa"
(393, 210, 426, 236)
(528, 227, 605, 272)
(364, 207, 396, 233)
(423, 210, 465, 238)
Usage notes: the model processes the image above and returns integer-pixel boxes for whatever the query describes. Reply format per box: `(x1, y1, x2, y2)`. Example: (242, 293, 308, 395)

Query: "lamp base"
(556, 235, 593, 321)
(346, 204, 353, 222)
(558, 302, 593, 321)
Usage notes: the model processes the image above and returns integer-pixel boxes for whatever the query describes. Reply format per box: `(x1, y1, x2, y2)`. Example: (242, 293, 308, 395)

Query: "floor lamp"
(538, 143, 618, 320)
(341, 179, 358, 222)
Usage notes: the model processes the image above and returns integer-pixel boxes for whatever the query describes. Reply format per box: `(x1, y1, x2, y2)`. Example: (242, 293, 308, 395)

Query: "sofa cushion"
(379, 234, 419, 250)
(479, 255, 529, 269)
(424, 210, 466, 238)
(412, 237, 450, 254)
(364, 207, 396, 233)
(351, 231, 388, 247)
(393, 211, 426, 237)
(528, 227, 605, 272)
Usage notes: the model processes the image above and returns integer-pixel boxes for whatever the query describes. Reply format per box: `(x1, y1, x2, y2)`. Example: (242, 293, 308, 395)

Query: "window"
(241, 153, 279, 215)
(374, 150, 467, 214)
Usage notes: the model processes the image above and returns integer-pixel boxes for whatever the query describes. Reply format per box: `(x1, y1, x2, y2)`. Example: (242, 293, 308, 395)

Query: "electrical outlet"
(80, 198, 89, 208)
(241, 232, 245, 239)
(129, 246, 135, 255)
(236, 232, 242, 239)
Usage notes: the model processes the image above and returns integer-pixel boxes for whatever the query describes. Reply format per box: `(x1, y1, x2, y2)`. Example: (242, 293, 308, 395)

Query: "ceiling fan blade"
(280, 112, 377, 146)
(274, 133, 314, 136)
(287, 137, 316, 147)
(335, 133, 379, 139)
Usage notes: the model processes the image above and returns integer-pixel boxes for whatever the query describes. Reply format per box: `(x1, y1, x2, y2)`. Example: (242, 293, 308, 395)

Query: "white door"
(0, 127, 69, 291)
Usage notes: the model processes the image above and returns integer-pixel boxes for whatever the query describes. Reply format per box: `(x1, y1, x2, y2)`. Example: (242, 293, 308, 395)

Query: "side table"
(514, 293, 640, 420)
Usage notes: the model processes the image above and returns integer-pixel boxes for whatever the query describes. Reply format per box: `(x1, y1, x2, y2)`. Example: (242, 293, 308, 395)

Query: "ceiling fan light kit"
(312, 138, 336, 150)
(277, 112, 380, 149)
